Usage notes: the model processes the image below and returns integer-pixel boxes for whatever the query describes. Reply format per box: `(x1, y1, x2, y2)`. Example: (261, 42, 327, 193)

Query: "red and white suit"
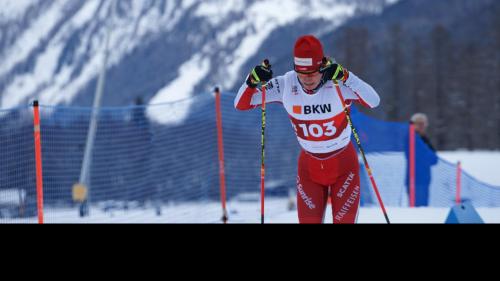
(235, 71, 380, 223)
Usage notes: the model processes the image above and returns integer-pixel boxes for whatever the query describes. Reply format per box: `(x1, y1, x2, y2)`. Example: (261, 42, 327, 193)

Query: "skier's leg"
(330, 144, 361, 224)
(297, 151, 328, 224)
(296, 175, 329, 224)
(330, 172, 361, 224)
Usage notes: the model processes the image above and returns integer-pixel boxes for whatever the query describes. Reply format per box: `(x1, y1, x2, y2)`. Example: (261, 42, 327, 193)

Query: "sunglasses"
(294, 68, 321, 75)
(294, 57, 333, 75)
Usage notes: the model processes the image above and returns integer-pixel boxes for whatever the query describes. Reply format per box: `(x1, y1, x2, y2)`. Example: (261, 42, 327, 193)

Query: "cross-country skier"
(234, 35, 380, 223)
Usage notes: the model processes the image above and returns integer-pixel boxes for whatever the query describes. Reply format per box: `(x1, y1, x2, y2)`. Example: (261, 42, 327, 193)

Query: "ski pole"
(256, 59, 270, 224)
(333, 82, 391, 224)
(260, 83, 266, 224)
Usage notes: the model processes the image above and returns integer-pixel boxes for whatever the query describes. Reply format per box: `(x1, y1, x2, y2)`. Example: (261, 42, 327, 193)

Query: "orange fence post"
(409, 123, 416, 208)
(214, 88, 228, 223)
(33, 101, 44, 224)
(456, 161, 462, 205)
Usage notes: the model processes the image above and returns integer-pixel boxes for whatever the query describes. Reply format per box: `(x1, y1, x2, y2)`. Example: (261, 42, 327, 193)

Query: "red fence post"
(33, 101, 44, 224)
(456, 161, 462, 205)
(409, 123, 416, 208)
(214, 88, 228, 223)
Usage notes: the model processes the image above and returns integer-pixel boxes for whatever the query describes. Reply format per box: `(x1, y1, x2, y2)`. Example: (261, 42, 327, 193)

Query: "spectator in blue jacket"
(405, 113, 438, 206)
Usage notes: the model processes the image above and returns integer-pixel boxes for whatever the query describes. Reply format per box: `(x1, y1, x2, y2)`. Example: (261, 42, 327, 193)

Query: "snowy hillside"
(0, 0, 397, 116)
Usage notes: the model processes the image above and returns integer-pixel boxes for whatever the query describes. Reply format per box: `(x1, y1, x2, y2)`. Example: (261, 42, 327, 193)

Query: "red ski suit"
(235, 70, 380, 223)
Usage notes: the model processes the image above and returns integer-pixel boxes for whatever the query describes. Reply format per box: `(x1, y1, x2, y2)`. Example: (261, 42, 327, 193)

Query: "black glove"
(319, 58, 349, 84)
(246, 59, 273, 88)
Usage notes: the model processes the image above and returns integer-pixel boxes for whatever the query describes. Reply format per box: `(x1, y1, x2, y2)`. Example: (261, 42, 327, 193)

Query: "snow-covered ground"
(3, 198, 499, 224)
(1, 151, 499, 224)
(439, 151, 500, 186)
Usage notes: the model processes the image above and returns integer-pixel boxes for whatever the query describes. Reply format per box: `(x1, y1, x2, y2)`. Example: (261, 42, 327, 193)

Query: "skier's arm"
(234, 76, 284, 110)
(234, 60, 283, 110)
(321, 59, 380, 108)
(342, 72, 380, 109)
